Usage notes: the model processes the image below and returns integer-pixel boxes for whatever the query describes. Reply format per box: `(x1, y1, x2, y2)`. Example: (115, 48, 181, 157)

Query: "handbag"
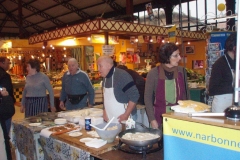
(67, 93, 87, 104)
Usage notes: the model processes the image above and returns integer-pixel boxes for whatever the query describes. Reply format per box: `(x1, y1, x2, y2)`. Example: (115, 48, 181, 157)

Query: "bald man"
(60, 58, 95, 110)
(97, 55, 139, 123)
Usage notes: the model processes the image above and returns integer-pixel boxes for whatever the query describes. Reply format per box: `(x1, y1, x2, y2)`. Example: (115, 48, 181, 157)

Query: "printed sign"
(102, 45, 115, 55)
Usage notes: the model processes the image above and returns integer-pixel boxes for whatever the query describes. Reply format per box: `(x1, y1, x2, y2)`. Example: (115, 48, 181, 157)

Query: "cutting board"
(51, 129, 119, 156)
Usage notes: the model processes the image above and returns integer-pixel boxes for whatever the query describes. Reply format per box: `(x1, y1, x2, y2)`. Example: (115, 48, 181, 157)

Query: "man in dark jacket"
(117, 65, 145, 105)
(0, 57, 16, 134)
(0, 88, 15, 160)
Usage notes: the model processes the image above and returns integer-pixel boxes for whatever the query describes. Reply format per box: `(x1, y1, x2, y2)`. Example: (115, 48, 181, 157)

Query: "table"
(11, 119, 46, 160)
(39, 136, 90, 160)
(98, 144, 163, 160)
(39, 129, 119, 159)
(162, 112, 240, 160)
(11, 114, 118, 160)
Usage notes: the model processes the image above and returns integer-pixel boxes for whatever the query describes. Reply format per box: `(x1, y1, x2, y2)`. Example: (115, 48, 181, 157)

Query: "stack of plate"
(54, 118, 67, 125)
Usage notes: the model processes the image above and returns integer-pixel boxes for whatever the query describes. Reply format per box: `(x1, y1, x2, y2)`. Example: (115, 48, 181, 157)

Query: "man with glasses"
(0, 56, 16, 134)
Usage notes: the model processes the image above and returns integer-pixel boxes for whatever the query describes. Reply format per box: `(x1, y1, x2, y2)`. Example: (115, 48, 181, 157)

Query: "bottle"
(85, 116, 91, 131)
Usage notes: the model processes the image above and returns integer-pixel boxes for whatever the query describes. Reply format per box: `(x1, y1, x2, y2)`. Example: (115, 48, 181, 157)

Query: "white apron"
(103, 69, 126, 123)
(212, 94, 233, 112)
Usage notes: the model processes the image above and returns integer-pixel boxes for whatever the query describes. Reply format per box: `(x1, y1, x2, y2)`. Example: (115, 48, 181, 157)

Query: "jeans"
(5, 118, 11, 134)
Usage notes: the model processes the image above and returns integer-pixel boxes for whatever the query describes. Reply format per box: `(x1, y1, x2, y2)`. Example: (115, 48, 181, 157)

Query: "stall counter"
(162, 112, 240, 160)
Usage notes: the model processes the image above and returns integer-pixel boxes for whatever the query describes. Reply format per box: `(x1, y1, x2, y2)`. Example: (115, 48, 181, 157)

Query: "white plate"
(79, 137, 94, 143)
(54, 118, 67, 125)
(171, 105, 208, 113)
(69, 132, 82, 137)
(29, 123, 42, 127)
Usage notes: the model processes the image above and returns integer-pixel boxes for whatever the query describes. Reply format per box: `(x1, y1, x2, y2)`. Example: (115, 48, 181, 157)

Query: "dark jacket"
(0, 67, 16, 103)
(0, 96, 15, 160)
(125, 69, 145, 104)
(209, 54, 235, 96)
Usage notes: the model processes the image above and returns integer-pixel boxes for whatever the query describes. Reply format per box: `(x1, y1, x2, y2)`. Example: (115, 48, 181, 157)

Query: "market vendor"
(144, 43, 189, 129)
(59, 58, 95, 110)
(97, 55, 139, 123)
(209, 32, 237, 112)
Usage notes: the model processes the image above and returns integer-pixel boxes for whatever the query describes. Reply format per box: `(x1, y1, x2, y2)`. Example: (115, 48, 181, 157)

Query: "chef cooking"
(97, 55, 139, 123)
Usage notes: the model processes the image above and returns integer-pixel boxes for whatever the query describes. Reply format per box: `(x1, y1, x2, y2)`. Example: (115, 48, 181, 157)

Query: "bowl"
(95, 123, 122, 143)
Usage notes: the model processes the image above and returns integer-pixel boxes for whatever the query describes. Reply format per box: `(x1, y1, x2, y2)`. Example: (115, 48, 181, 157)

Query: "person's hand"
(151, 120, 159, 129)
(50, 107, 56, 112)
(20, 106, 25, 113)
(0, 87, 9, 96)
(59, 101, 66, 110)
(103, 109, 109, 122)
(117, 113, 129, 123)
(88, 104, 93, 108)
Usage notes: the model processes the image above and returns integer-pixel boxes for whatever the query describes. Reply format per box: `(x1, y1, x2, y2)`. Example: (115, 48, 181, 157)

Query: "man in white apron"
(97, 56, 139, 123)
(209, 32, 237, 112)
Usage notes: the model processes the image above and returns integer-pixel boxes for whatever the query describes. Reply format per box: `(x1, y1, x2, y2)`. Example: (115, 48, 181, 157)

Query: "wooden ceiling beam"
(53, 0, 91, 19)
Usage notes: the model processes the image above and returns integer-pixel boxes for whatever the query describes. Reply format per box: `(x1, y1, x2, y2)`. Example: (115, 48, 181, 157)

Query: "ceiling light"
(87, 37, 91, 41)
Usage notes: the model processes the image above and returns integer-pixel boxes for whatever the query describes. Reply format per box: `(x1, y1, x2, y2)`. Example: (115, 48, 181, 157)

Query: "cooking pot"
(188, 105, 240, 120)
(118, 123, 162, 147)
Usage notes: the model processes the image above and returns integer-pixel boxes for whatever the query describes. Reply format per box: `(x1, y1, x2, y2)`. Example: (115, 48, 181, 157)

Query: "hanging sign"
(157, 36, 162, 43)
(130, 36, 135, 44)
(143, 36, 150, 43)
(109, 36, 119, 44)
(138, 36, 144, 43)
(91, 34, 105, 43)
(168, 25, 176, 43)
(91, 34, 119, 44)
(145, 3, 154, 21)
(151, 36, 156, 43)
(102, 45, 115, 56)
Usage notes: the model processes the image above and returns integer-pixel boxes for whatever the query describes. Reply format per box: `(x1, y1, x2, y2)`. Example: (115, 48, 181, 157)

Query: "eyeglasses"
(171, 54, 180, 58)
